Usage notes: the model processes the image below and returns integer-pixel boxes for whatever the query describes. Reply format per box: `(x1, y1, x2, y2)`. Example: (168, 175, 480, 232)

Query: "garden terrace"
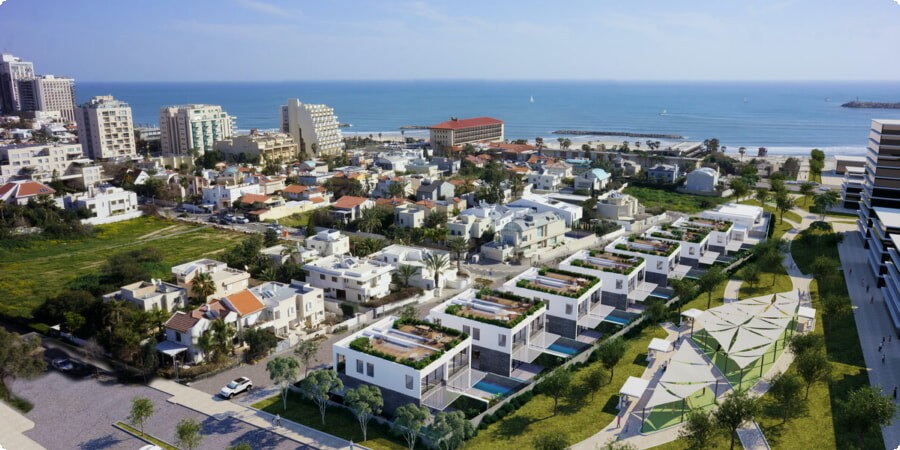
(617, 238, 679, 257)
(652, 225, 710, 244)
(687, 217, 733, 232)
(350, 319, 465, 369)
(445, 290, 544, 328)
(515, 268, 599, 298)
(577, 251, 644, 275)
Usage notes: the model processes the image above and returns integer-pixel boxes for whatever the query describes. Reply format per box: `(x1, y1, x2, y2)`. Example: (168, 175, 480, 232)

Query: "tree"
(538, 368, 573, 415)
(738, 146, 746, 162)
(299, 369, 344, 424)
(790, 333, 824, 356)
(445, 236, 469, 274)
(82, 338, 104, 378)
(768, 371, 803, 423)
(533, 432, 570, 450)
(582, 365, 609, 402)
(345, 385, 384, 441)
(174, 418, 203, 450)
(754, 188, 769, 206)
(774, 190, 795, 224)
(730, 178, 749, 201)
(598, 439, 638, 450)
(293, 338, 320, 378)
(821, 295, 851, 330)
(670, 278, 695, 318)
(796, 350, 830, 399)
(128, 396, 155, 436)
(422, 252, 450, 291)
(698, 265, 725, 309)
(714, 389, 757, 450)
(227, 442, 253, 450)
(799, 182, 815, 205)
(396, 264, 419, 288)
(742, 264, 761, 290)
(357, 207, 383, 234)
(509, 173, 525, 200)
(387, 180, 408, 199)
(596, 338, 627, 382)
(809, 256, 839, 284)
(267, 356, 300, 410)
(209, 319, 236, 361)
(814, 191, 839, 220)
(0, 329, 46, 400)
(679, 409, 715, 449)
(190, 272, 216, 304)
(842, 385, 897, 448)
(244, 328, 277, 362)
(392, 403, 430, 450)
(427, 410, 474, 450)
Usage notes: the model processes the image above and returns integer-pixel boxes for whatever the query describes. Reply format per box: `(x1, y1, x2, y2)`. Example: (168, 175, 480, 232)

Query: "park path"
(724, 279, 743, 303)
(0, 400, 44, 450)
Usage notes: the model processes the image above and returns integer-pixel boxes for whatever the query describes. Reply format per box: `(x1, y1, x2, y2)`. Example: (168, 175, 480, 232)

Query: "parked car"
(234, 216, 249, 224)
(208, 215, 220, 223)
(51, 358, 75, 372)
(219, 377, 253, 398)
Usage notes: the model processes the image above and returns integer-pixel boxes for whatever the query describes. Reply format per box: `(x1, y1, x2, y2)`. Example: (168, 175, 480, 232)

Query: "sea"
(76, 80, 900, 157)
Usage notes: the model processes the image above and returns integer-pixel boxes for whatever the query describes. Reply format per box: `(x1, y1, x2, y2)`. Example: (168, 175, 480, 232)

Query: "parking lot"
(12, 347, 306, 450)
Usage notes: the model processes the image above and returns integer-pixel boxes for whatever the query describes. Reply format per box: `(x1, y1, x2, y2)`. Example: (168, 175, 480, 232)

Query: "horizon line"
(75, 78, 900, 84)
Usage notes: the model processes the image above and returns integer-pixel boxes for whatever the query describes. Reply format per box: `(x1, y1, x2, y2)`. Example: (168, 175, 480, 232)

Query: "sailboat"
(659, 109, 667, 116)
(530, 95, 535, 103)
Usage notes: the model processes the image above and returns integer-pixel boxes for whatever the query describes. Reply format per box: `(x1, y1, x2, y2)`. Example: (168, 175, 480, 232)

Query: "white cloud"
(234, 0, 298, 19)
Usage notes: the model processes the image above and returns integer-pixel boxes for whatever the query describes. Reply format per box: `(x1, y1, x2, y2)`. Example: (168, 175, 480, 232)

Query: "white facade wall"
(605, 238, 680, 279)
(558, 251, 645, 298)
(202, 183, 261, 210)
(306, 230, 350, 256)
(501, 268, 601, 324)
(0, 143, 87, 183)
(75, 95, 137, 159)
(160, 104, 235, 155)
(280, 99, 343, 157)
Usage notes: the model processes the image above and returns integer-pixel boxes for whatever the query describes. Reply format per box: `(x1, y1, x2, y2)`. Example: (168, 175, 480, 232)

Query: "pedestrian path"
(0, 400, 44, 450)
(149, 379, 353, 450)
(724, 279, 743, 303)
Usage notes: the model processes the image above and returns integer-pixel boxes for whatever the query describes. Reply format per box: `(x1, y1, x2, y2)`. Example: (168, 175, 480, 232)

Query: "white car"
(219, 377, 253, 398)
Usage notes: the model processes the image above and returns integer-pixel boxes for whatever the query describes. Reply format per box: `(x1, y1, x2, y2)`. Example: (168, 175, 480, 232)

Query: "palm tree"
(197, 331, 214, 361)
(191, 272, 217, 304)
(510, 174, 524, 200)
(387, 180, 408, 199)
(396, 264, 419, 288)
(422, 252, 450, 292)
(259, 266, 278, 282)
(209, 319, 236, 361)
(446, 237, 470, 274)
(356, 208, 382, 234)
(738, 146, 746, 162)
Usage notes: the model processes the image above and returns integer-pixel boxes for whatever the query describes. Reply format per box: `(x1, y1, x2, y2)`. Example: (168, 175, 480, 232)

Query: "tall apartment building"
(0, 53, 34, 113)
(429, 117, 504, 149)
(0, 143, 92, 184)
(280, 98, 343, 158)
(17, 75, 77, 122)
(75, 95, 137, 160)
(213, 131, 297, 164)
(858, 120, 900, 287)
(159, 104, 235, 155)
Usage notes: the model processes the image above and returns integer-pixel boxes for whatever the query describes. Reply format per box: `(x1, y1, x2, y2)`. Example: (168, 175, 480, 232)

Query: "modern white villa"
(303, 255, 394, 303)
(700, 203, 768, 239)
(305, 229, 350, 257)
(103, 279, 187, 312)
(605, 236, 688, 287)
(369, 244, 461, 291)
(559, 250, 655, 310)
(501, 267, 604, 340)
(679, 216, 738, 254)
(644, 223, 715, 268)
(171, 259, 251, 301)
(429, 289, 548, 377)
(332, 316, 473, 413)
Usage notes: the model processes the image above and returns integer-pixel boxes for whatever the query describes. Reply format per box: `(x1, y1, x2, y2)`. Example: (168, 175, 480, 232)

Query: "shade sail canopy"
(645, 344, 719, 408)
(620, 376, 650, 399)
(649, 338, 672, 353)
(798, 306, 816, 320)
(681, 308, 704, 320)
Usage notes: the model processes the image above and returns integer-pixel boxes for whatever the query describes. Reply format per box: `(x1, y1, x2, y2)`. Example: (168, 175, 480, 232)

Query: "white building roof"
(873, 207, 900, 228)
(645, 344, 720, 409)
(648, 338, 672, 353)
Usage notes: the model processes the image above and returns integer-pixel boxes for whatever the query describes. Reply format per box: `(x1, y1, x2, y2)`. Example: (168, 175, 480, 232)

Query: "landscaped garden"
(623, 186, 729, 214)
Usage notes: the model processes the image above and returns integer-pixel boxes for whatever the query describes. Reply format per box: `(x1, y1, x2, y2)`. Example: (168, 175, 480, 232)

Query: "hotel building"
(159, 104, 235, 155)
(18, 75, 77, 122)
(75, 95, 137, 159)
(0, 53, 34, 113)
(280, 99, 343, 157)
(214, 131, 298, 164)
(428, 117, 504, 149)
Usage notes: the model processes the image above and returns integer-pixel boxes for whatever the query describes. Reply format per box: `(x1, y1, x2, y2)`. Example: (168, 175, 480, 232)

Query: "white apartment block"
(103, 279, 187, 312)
(63, 185, 141, 225)
(302, 255, 393, 303)
(509, 193, 583, 227)
(202, 183, 261, 211)
(171, 259, 251, 301)
(559, 250, 654, 310)
(333, 316, 473, 413)
(75, 95, 137, 159)
(448, 202, 529, 240)
(482, 211, 567, 262)
(280, 98, 343, 157)
(18, 75, 76, 122)
(429, 289, 548, 377)
(250, 280, 326, 336)
(214, 132, 298, 164)
(0, 143, 91, 184)
(606, 236, 687, 287)
(501, 267, 604, 339)
(160, 104, 235, 155)
(0, 53, 34, 113)
(370, 245, 460, 291)
(305, 229, 350, 256)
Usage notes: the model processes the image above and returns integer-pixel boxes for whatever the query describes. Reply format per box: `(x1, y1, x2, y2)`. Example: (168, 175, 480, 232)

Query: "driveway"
(11, 354, 304, 449)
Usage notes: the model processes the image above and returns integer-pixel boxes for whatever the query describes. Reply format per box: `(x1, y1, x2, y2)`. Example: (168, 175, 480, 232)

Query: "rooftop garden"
(348, 318, 467, 370)
(444, 290, 544, 329)
(515, 268, 600, 299)
(574, 251, 644, 275)
(617, 236, 680, 257)
(687, 216, 734, 231)
(651, 224, 710, 244)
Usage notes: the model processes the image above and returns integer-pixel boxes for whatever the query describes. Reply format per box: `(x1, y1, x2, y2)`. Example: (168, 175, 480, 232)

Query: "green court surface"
(691, 327, 793, 392)
(640, 384, 717, 433)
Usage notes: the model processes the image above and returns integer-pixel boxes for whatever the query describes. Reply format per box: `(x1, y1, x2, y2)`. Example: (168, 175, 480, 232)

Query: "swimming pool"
(473, 373, 525, 397)
(547, 343, 579, 355)
(547, 337, 590, 356)
(604, 310, 639, 326)
(649, 292, 671, 300)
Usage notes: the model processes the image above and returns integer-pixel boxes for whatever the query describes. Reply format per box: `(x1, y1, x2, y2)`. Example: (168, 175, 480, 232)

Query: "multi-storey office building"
(280, 99, 343, 157)
(558, 250, 652, 310)
(160, 104, 235, 155)
(501, 267, 604, 339)
(76, 95, 137, 159)
(0, 53, 34, 113)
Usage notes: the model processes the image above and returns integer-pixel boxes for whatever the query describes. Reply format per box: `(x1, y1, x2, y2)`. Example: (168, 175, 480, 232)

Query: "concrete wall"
(472, 346, 512, 377)
(547, 316, 577, 339)
(601, 291, 629, 310)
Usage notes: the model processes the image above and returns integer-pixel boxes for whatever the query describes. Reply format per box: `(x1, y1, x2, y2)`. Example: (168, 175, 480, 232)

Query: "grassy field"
(466, 326, 668, 449)
(748, 227, 878, 450)
(623, 186, 729, 214)
(253, 392, 405, 450)
(0, 216, 244, 319)
(277, 212, 312, 228)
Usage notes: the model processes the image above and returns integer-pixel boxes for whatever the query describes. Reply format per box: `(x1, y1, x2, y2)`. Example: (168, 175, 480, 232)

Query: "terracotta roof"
(224, 289, 265, 316)
(430, 117, 503, 130)
(239, 193, 272, 204)
(283, 184, 309, 194)
(165, 312, 200, 333)
(492, 142, 537, 152)
(0, 181, 56, 200)
(332, 195, 370, 209)
(248, 209, 269, 215)
(448, 179, 466, 186)
(237, 167, 253, 173)
(507, 166, 530, 174)
(311, 197, 325, 204)
(416, 199, 437, 209)
(375, 197, 408, 207)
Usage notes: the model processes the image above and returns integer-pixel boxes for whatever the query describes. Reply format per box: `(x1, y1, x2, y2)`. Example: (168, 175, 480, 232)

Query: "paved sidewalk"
(724, 279, 742, 303)
(837, 231, 900, 450)
(0, 400, 44, 450)
(149, 379, 352, 450)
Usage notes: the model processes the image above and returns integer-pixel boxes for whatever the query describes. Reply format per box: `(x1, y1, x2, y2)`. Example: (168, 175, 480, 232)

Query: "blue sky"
(1, 0, 898, 81)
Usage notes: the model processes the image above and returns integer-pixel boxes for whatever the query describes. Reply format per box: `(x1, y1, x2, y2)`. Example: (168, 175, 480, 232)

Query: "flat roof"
(873, 207, 900, 228)
(442, 289, 539, 324)
(711, 203, 763, 218)
(360, 320, 461, 363)
(573, 250, 643, 272)
(515, 268, 598, 297)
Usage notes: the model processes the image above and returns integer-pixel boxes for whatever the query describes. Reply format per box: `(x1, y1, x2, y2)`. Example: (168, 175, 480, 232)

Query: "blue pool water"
(547, 343, 579, 355)
(473, 374, 526, 397)
(604, 315, 632, 326)
(474, 380, 513, 396)
(650, 293, 672, 300)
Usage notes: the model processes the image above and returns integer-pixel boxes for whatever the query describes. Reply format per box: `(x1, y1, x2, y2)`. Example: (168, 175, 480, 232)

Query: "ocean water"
(76, 81, 900, 156)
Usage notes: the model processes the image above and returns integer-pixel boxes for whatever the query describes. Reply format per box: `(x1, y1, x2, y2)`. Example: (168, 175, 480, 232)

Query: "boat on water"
(659, 109, 667, 115)
(530, 95, 535, 103)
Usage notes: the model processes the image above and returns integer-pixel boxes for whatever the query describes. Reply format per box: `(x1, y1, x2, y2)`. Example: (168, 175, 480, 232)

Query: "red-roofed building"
(0, 180, 56, 205)
(429, 117, 504, 149)
(331, 195, 375, 223)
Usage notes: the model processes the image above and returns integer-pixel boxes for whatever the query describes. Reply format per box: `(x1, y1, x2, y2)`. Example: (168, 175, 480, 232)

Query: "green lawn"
(758, 227, 879, 450)
(692, 328, 791, 393)
(466, 326, 668, 449)
(277, 212, 312, 228)
(623, 186, 729, 214)
(0, 216, 244, 319)
(642, 384, 717, 433)
(253, 392, 405, 450)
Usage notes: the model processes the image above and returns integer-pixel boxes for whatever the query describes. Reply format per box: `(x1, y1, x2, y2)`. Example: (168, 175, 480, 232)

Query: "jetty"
(552, 130, 684, 139)
(399, 125, 429, 130)
(841, 101, 900, 110)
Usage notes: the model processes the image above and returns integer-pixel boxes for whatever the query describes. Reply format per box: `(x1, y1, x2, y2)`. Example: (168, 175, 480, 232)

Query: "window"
(175, 332, 182, 342)
(320, 274, 325, 280)
(657, 261, 664, 270)
(463, 325, 470, 335)
(689, 247, 696, 256)
(498, 334, 507, 346)
(473, 328, 480, 341)
(366, 362, 374, 377)
(406, 375, 414, 390)
(616, 279, 623, 290)
(565, 304, 573, 315)
(332, 276, 337, 282)
(356, 360, 364, 374)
